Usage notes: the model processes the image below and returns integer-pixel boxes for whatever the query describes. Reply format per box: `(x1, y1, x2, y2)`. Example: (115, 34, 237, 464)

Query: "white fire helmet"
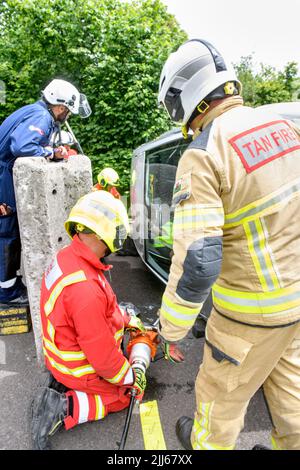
(42, 79, 91, 118)
(158, 39, 242, 127)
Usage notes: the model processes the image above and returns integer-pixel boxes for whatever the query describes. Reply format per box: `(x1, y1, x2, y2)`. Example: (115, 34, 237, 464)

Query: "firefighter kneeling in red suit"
(31, 190, 146, 450)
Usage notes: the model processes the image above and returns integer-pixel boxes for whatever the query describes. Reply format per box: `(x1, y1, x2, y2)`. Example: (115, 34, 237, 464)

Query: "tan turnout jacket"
(159, 97, 300, 341)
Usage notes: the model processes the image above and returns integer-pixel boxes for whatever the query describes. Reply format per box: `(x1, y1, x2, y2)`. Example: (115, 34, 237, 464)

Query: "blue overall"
(0, 100, 56, 301)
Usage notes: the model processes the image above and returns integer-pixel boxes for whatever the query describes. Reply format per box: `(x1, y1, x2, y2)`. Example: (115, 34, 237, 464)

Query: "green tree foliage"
(234, 55, 299, 107)
(0, 0, 187, 194)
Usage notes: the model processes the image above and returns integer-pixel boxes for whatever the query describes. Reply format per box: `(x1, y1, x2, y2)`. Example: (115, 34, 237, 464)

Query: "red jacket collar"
(70, 235, 112, 271)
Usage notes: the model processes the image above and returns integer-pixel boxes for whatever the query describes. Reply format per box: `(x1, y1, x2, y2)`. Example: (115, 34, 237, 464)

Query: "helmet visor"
(78, 93, 92, 118)
(113, 224, 128, 251)
(163, 87, 184, 123)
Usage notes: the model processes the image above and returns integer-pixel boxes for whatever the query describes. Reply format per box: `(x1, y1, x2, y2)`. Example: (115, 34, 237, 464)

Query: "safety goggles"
(94, 224, 127, 253)
(113, 224, 127, 251)
(74, 223, 127, 253)
(162, 87, 184, 123)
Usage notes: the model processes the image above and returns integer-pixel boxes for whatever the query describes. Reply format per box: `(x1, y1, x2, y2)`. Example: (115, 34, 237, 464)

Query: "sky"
(160, 0, 300, 72)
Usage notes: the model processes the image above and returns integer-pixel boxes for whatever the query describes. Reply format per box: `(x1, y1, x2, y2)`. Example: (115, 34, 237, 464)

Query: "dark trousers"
(0, 213, 21, 281)
(0, 160, 23, 300)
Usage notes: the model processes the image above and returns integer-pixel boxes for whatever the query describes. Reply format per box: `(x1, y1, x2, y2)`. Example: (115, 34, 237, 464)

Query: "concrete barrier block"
(13, 155, 93, 365)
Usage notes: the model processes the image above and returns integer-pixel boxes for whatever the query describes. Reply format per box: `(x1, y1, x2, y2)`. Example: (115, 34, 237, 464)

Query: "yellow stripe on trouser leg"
(192, 402, 212, 450)
(271, 436, 282, 450)
(192, 402, 234, 450)
(95, 395, 106, 420)
(140, 400, 166, 450)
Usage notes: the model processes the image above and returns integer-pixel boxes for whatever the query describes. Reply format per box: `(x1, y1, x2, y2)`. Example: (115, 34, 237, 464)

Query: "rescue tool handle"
(118, 389, 137, 450)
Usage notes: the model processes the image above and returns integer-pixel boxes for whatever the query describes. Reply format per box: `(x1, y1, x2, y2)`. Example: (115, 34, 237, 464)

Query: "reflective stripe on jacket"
(40, 235, 133, 402)
(159, 97, 300, 341)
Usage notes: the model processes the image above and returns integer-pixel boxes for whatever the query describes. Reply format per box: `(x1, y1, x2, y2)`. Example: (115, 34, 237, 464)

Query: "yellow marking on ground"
(140, 400, 167, 450)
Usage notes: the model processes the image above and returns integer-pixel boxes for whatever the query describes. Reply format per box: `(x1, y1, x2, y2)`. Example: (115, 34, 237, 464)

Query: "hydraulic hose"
(118, 389, 137, 450)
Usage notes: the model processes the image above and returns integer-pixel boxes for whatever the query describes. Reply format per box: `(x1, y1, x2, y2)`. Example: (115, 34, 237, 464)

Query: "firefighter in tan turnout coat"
(157, 39, 300, 450)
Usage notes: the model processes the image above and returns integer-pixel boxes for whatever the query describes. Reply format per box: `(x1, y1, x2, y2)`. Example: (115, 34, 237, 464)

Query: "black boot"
(40, 371, 69, 394)
(31, 387, 68, 450)
(252, 444, 271, 450)
(176, 416, 193, 450)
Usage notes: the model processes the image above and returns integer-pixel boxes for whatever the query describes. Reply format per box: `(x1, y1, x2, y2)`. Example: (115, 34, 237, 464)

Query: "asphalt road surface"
(0, 253, 271, 451)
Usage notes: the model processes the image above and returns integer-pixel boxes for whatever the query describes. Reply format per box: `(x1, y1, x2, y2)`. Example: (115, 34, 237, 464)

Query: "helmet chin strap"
(181, 81, 240, 139)
(181, 124, 189, 140)
(182, 100, 210, 139)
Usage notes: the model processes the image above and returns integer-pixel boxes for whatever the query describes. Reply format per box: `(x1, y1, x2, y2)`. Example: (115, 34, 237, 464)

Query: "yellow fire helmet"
(97, 167, 120, 187)
(65, 190, 130, 253)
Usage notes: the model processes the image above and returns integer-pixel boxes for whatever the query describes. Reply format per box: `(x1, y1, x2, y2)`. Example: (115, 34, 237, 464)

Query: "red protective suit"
(40, 235, 133, 406)
(93, 183, 121, 199)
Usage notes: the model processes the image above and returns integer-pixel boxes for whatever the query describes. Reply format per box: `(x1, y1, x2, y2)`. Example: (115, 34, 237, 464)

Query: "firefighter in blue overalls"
(0, 79, 91, 305)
